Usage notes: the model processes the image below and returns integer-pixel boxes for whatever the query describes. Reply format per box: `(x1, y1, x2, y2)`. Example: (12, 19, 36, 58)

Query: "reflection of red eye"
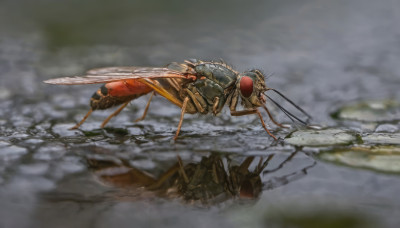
(240, 76, 253, 98)
(239, 180, 254, 198)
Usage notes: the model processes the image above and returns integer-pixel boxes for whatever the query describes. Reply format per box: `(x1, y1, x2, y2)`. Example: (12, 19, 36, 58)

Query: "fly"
(44, 59, 311, 140)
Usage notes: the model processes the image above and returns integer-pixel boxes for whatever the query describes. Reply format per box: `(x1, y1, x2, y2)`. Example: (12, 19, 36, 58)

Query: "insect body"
(44, 59, 311, 140)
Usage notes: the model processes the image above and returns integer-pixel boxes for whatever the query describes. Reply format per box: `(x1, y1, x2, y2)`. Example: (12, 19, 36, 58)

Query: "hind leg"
(135, 91, 155, 122)
(70, 108, 93, 130)
(100, 100, 131, 128)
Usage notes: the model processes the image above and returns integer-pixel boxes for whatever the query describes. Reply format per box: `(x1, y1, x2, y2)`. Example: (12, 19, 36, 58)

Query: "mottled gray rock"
(319, 145, 400, 173)
(285, 129, 358, 147)
(362, 133, 400, 145)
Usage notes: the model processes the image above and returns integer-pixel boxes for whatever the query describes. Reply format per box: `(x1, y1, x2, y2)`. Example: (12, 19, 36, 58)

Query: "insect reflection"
(87, 152, 316, 205)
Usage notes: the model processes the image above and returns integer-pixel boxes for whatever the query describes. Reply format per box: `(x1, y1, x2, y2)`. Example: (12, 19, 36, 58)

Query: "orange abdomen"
(106, 79, 153, 97)
(90, 79, 153, 110)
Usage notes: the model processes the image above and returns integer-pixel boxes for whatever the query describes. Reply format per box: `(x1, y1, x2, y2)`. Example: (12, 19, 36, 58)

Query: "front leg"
(230, 108, 278, 140)
(230, 109, 258, 116)
(229, 90, 277, 140)
(255, 109, 278, 140)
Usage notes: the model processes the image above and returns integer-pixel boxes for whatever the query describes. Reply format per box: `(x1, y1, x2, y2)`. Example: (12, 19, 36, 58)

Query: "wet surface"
(1, 0, 400, 227)
(319, 145, 400, 174)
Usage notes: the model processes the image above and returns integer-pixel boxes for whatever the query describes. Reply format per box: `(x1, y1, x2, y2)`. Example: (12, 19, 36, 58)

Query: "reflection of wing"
(44, 67, 189, 85)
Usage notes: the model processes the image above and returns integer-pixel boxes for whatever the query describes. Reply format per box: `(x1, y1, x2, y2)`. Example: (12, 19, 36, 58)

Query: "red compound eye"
(240, 76, 253, 97)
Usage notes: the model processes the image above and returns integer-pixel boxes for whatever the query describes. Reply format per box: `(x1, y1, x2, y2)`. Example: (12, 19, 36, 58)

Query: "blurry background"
(1, 0, 400, 227)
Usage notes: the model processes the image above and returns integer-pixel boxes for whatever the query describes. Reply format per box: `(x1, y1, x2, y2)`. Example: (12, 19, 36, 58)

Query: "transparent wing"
(43, 67, 189, 85)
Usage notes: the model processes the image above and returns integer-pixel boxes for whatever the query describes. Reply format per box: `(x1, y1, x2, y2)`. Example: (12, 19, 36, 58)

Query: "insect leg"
(185, 89, 207, 114)
(256, 110, 278, 140)
(147, 162, 180, 190)
(238, 156, 255, 172)
(230, 108, 277, 140)
(70, 108, 93, 130)
(173, 97, 189, 140)
(256, 154, 274, 174)
(228, 90, 240, 113)
(212, 97, 220, 114)
(177, 155, 189, 183)
(135, 91, 155, 122)
(230, 109, 258, 116)
(100, 100, 131, 128)
(262, 104, 288, 128)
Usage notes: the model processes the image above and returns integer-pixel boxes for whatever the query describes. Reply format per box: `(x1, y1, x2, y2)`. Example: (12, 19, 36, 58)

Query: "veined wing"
(43, 67, 189, 85)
